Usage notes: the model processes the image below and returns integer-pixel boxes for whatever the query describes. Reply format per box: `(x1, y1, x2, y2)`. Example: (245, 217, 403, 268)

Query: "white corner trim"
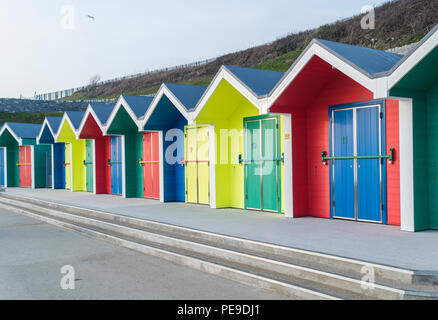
(31, 145, 35, 189)
(397, 98, 415, 232)
(281, 114, 293, 218)
(51, 144, 55, 189)
(159, 131, 164, 203)
(121, 135, 126, 198)
(92, 139, 97, 195)
(4, 147, 7, 188)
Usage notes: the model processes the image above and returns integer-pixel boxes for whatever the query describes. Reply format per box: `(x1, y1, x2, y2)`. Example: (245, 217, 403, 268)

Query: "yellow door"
(185, 126, 210, 205)
(185, 127, 198, 203)
(65, 143, 71, 190)
(197, 126, 210, 205)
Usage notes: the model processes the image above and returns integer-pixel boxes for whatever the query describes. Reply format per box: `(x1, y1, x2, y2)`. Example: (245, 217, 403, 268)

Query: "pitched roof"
(164, 83, 207, 110)
(6, 122, 42, 139)
(224, 65, 284, 96)
(46, 117, 62, 134)
(89, 103, 114, 125)
(65, 111, 85, 130)
(316, 39, 403, 76)
(122, 95, 154, 118)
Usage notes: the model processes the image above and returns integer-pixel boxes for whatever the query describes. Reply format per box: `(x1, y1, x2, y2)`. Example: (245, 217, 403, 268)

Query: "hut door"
(85, 140, 94, 192)
(110, 136, 122, 195)
(45, 149, 52, 188)
(244, 117, 281, 212)
(331, 104, 384, 223)
(142, 132, 160, 199)
(19, 146, 32, 188)
(185, 126, 210, 205)
(64, 143, 71, 190)
(0, 148, 5, 187)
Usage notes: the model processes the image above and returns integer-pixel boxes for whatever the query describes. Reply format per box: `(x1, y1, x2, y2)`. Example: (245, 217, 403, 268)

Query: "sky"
(0, 0, 389, 98)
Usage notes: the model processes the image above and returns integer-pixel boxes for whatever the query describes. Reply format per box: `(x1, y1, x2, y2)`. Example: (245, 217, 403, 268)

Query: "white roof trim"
(36, 117, 56, 145)
(54, 113, 79, 142)
(0, 123, 23, 145)
(104, 95, 140, 135)
(76, 104, 107, 139)
(267, 41, 377, 110)
(388, 27, 438, 90)
(138, 84, 192, 131)
(191, 65, 263, 121)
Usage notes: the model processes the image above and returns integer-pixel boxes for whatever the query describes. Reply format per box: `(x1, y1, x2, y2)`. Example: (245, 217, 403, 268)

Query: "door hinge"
(381, 204, 385, 211)
(276, 123, 279, 129)
(380, 112, 383, 119)
(332, 200, 335, 207)
(245, 194, 248, 200)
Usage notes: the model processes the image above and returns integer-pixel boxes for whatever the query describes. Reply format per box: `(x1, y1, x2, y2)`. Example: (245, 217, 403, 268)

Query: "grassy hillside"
(253, 50, 303, 72)
(0, 112, 63, 125)
(60, 0, 438, 100)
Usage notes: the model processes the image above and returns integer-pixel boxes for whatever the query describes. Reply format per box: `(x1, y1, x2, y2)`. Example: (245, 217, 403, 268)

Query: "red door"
(19, 146, 32, 187)
(142, 132, 160, 199)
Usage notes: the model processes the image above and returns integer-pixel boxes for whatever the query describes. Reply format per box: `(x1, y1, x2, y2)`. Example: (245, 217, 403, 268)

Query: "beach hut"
(76, 103, 116, 194)
(0, 122, 51, 188)
(189, 65, 290, 214)
(36, 117, 65, 189)
(267, 38, 405, 228)
(55, 111, 92, 192)
(387, 25, 438, 231)
(138, 83, 207, 202)
(105, 95, 154, 198)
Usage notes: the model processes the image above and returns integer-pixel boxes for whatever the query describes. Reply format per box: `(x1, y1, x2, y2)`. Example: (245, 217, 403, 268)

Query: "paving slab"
(3, 188, 438, 272)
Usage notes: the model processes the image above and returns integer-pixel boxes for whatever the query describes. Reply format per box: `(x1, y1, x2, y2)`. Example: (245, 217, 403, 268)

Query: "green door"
(85, 140, 93, 192)
(244, 116, 281, 212)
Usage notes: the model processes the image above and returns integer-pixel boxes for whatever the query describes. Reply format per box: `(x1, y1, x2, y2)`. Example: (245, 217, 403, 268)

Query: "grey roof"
(224, 65, 284, 96)
(164, 83, 207, 110)
(5, 122, 42, 139)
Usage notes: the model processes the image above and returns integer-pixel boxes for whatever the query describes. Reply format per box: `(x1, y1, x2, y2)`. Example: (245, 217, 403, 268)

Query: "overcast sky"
(0, 0, 388, 98)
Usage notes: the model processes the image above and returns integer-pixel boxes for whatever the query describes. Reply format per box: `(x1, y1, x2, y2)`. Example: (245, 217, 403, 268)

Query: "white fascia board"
(76, 104, 93, 139)
(0, 124, 22, 145)
(139, 84, 191, 131)
(191, 66, 262, 121)
(388, 29, 438, 90)
(36, 118, 55, 145)
(76, 106, 106, 139)
(104, 95, 140, 135)
(267, 43, 376, 110)
(54, 113, 78, 142)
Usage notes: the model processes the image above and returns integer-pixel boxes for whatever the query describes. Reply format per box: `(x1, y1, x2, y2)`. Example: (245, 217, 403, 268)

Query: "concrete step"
(0, 200, 337, 300)
(3, 193, 437, 292)
(0, 193, 437, 299)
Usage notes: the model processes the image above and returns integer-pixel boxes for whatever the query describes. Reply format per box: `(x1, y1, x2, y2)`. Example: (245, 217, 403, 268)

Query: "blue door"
(331, 103, 385, 223)
(332, 109, 355, 220)
(357, 107, 381, 222)
(0, 148, 5, 187)
(111, 136, 122, 195)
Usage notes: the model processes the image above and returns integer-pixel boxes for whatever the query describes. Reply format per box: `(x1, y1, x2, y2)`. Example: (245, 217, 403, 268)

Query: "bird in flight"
(86, 15, 95, 21)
